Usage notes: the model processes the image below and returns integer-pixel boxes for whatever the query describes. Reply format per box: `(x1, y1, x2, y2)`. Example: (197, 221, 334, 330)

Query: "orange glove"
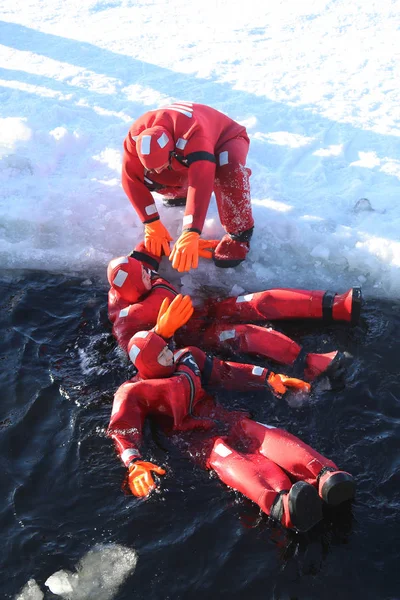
(267, 372, 311, 398)
(144, 220, 172, 257)
(154, 294, 194, 339)
(169, 230, 200, 272)
(198, 238, 220, 259)
(128, 460, 166, 497)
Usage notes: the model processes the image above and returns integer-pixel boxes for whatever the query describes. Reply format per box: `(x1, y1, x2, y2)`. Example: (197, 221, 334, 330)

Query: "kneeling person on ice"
(121, 102, 255, 270)
(107, 295, 356, 533)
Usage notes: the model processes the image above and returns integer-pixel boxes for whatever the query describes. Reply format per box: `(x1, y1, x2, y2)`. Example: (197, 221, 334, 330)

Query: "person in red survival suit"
(107, 295, 356, 533)
(121, 101, 255, 270)
(107, 244, 362, 383)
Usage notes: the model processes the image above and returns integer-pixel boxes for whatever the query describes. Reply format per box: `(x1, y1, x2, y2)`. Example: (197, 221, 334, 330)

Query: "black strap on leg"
(201, 355, 214, 387)
(322, 291, 336, 322)
(292, 347, 308, 378)
(316, 466, 336, 484)
(270, 489, 290, 522)
(229, 226, 254, 243)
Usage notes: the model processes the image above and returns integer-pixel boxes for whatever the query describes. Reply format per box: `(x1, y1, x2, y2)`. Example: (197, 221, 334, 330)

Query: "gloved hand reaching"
(144, 219, 173, 257)
(128, 460, 166, 497)
(198, 238, 220, 259)
(267, 372, 311, 398)
(169, 230, 200, 272)
(154, 294, 194, 339)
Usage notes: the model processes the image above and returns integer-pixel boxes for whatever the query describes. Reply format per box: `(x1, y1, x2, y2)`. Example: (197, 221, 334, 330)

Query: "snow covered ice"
(1, 0, 399, 297)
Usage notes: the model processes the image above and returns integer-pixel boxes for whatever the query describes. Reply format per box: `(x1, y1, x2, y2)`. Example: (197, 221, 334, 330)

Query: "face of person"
(157, 346, 174, 367)
(147, 151, 173, 174)
(152, 161, 169, 174)
(141, 265, 152, 290)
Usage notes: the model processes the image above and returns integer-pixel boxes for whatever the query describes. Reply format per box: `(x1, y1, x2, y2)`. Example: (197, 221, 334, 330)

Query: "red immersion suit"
(108, 334, 356, 533)
(107, 246, 362, 382)
(122, 102, 254, 238)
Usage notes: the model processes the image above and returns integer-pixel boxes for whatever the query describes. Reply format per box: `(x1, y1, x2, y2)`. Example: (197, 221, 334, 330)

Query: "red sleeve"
(176, 346, 269, 392)
(107, 380, 147, 466)
(112, 302, 159, 352)
(207, 358, 269, 391)
(181, 135, 216, 233)
(121, 137, 160, 224)
(184, 161, 216, 233)
(110, 284, 178, 352)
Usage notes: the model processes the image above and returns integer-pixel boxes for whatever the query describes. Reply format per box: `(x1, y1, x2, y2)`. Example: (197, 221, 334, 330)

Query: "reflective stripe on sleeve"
(145, 204, 158, 216)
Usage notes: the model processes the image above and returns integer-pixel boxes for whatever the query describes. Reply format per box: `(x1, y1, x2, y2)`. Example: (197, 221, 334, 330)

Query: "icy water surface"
(1, 271, 399, 600)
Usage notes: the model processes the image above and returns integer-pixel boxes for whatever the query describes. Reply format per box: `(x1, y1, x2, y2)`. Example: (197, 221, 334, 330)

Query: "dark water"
(1, 271, 399, 600)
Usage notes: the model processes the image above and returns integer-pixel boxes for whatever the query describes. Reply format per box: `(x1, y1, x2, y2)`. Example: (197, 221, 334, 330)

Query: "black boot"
(162, 197, 186, 207)
(270, 481, 323, 533)
(318, 467, 356, 506)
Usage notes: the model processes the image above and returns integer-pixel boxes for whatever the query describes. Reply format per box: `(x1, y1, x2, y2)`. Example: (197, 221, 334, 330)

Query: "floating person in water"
(107, 295, 356, 533)
(107, 243, 362, 384)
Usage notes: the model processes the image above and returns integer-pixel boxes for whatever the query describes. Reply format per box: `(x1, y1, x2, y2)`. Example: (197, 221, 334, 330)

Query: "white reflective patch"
(131, 134, 138, 141)
(119, 307, 130, 318)
(214, 443, 232, 457)
(172, 101, 193, 109)
(166, 106, 193, 118)
(144, 176, 153, 184)
(113, 270, 128, 287)
(174, 348, 186, 361)
(145, 204, 158, 215)
(183, 214, 193, 226)
(129, 344, 141, 363)
(219, 329, 236, 341)
(134, 331, 150, 339)
(256, 421, 276, 429)
(157, 132, 169, 148)
(151, 102, 193, 117)
(121, 448, 139, 465)
(236, 294, 254, 303)
(252, 366, 264, 376)
(111, 256, 129, 268)
(176, 138, 187, 150)
(219, 151, 229, 166)
(140, 134, 151, 155)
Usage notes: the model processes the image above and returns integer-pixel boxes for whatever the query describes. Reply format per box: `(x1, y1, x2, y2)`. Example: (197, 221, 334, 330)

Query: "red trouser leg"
(201, 322, 344, 381)
(202, 323, 301, 364)
(238, 418, 338, 485)
(207, 437, 292, 517)
(205, 288, 359, 324)
(213, 137, 254, 235)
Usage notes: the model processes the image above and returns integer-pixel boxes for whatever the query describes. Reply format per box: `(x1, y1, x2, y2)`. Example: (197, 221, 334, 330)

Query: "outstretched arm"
(178, 346, 310, 397)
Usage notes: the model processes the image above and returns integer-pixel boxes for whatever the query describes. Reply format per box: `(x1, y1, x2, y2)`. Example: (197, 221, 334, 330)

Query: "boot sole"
(321, 472, 356, 506)
(213, 257, 245, 268)
(313, 351, 352, 390)
(323, 351, 351, 378)
(351, 287, 362, 325)
(289, 481, 323, 533)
